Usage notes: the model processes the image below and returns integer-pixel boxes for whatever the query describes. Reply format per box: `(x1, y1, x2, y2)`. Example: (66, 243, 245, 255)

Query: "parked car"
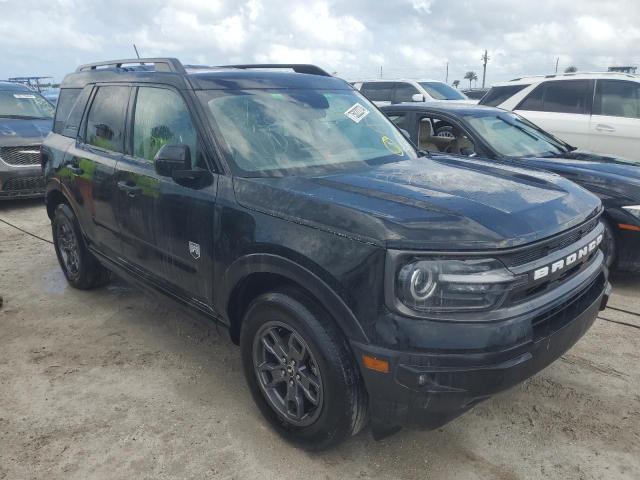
(43, 58, 610, 449)
(0, 81, 54, 199)
(352, 79, 472, 106)
(382, 102, 640, 272)
(480, 72, 640, 160)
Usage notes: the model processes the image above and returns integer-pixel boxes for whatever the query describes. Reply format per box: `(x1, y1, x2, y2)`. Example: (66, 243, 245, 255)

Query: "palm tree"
(564, 65, 578, 73)
(452, 80, 460, 89)
(464, 71, 478, 89)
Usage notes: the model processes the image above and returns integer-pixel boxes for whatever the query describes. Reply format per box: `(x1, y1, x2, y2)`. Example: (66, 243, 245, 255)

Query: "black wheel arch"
(221, 253, 369, 346)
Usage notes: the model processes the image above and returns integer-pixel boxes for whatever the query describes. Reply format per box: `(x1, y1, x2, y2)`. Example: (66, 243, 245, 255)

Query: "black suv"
(43, 58, 610, 449)
(0, 81, 54, 199)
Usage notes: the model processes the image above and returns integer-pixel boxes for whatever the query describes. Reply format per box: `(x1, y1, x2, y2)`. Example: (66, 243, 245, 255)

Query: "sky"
(1, 0, 639, 86)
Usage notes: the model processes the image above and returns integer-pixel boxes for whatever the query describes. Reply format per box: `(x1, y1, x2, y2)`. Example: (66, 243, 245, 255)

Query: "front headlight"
(623, 205, 640, 220)
(395, 258, 524, 314)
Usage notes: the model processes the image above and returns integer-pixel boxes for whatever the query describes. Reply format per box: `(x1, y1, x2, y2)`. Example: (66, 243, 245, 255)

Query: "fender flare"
(220, 253, 370, 344)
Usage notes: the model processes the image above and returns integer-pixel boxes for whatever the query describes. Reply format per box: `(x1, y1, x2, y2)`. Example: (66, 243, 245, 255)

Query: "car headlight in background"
(395, 258, 525, 314)
(622, 205, 640, 220)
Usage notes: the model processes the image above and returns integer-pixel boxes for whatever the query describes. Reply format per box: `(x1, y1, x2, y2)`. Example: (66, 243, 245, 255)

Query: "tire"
(52, 203, 111, 289)
(240, 287, 368, 450)
(601, 218, 617, 270)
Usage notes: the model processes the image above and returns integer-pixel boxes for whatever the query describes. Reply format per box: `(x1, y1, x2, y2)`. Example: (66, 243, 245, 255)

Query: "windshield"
(419, 82, 467, 100)
(463, 112, 569, 157)
(0, 90, 54, 119)
(198, 89, 416, 176)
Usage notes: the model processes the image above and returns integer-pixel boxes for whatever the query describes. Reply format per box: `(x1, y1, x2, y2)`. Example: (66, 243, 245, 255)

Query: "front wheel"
(240, 287, 367, 450)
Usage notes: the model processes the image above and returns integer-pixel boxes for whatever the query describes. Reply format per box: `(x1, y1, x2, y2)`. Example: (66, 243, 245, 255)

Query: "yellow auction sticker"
(381, 136, 404, 156)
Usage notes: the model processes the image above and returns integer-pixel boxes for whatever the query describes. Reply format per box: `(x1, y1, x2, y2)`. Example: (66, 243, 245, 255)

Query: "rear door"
(114, 85, 217, 307)
(514, 80, 594, 149)
(64, 84, 131, 257)
(589, 79, 640, 159)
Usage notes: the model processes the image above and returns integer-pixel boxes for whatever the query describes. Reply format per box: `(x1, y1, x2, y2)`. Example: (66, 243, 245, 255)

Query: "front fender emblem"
(189, 241, 201, 260)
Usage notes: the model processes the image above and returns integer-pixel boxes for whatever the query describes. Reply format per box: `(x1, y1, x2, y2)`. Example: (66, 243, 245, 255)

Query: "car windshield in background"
(0, 90, 54, 119)
(199, 89, 416, 176)
(419, 82, 467, 100)
(464, 112, 568, 158)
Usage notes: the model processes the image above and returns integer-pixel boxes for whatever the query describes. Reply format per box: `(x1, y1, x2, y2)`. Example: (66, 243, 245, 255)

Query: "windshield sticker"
(13, 94, 36, 99)
(344, 103, 370, 123)
(381, 135, 404, 156)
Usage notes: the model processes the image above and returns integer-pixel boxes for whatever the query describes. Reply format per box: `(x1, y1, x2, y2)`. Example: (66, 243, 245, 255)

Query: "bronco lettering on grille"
(532, 234, 603, 281)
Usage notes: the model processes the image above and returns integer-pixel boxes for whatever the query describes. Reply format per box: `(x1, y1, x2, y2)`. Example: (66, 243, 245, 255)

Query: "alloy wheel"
(252, 321, 324, 426)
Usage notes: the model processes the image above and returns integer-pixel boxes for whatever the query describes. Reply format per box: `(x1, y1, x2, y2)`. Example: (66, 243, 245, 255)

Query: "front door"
(114, 85, 217, 307)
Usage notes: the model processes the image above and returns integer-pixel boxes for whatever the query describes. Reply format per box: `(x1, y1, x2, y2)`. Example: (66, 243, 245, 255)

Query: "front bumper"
(0, 162, 45, 199)
(351, 266, 609, 431)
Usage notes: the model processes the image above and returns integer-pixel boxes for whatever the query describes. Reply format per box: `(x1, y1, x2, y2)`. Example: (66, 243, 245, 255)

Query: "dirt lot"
(1, 199, 639, 480)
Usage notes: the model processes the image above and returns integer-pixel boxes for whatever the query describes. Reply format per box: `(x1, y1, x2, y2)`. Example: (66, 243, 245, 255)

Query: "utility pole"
(481, 49, 489, 88)
(379, 65, 382, 79)
(555, 57, 559, 73)
(445, 62, 449, 83)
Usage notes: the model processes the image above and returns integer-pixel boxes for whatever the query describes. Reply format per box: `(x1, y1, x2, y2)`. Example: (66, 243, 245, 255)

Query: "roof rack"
(76, 58, 186, 74)
(218, 64, 332, 77)
(509, 71, 640, 82)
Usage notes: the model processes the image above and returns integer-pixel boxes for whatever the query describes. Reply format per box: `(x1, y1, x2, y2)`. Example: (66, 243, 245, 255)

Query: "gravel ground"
(1, 198, 639, 480)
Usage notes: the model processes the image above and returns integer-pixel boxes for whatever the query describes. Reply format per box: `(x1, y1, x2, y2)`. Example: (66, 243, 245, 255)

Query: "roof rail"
(76, 58, 186, 74)
(219, 64, 332, 77)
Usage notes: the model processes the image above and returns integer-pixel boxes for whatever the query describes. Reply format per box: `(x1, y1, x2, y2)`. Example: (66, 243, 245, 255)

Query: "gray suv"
(0, 81, 54, 199)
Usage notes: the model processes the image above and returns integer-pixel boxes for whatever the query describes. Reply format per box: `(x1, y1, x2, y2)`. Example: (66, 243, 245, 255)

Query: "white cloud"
(1, 0, 639, 85)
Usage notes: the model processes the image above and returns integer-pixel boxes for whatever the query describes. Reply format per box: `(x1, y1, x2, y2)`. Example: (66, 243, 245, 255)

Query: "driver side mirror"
(154, 144, 191, 177)
(411, 93, 426, 102)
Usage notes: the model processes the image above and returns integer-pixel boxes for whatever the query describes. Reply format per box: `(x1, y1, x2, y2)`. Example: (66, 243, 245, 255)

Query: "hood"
(523, 151, 640, 203)
(0, 118, 52, 146)
(234, 156, 601, 250)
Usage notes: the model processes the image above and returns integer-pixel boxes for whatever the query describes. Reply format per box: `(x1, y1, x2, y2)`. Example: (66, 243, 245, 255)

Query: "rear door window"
(593, 80, 640, 119)
(359, 82, 395, 103)
(518, 80, 592, 114)
(84, 86, 130, 153)
(479, 84, 530, 106)
(393, 83, 420, 103)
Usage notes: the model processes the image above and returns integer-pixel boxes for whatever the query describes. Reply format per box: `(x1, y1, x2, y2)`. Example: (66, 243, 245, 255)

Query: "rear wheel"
(240, 287, 367, 450)
(52, 203, 111, 289)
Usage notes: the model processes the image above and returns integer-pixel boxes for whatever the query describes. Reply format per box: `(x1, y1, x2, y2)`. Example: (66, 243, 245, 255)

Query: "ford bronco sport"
(42, 58, 610, 449)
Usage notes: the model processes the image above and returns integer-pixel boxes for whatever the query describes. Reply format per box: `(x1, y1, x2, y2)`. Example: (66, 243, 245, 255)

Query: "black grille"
(0, 146, 41, 166)
(2, 176, 45, 192)
(531, 272, 604, 341)
(501, 217, 599, 267)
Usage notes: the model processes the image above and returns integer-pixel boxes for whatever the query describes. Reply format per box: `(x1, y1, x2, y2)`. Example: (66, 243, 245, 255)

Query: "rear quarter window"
(360, 82, 395, 102)
(479, 84, 530, 107)
(53, 89, 81, 134)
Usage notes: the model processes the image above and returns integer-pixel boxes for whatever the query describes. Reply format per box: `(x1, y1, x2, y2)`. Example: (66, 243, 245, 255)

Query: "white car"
(481, 72, 640, 160)
(352, 79, 472, 106)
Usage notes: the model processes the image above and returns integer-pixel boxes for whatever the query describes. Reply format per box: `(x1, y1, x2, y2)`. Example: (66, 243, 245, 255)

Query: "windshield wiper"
(417, 149, 431, 158)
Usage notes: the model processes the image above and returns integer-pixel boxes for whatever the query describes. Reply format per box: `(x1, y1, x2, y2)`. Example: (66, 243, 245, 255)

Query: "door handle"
(67, 164, 83, 175)
(117, 180, 142, 197)
(595, 124, 615, 133)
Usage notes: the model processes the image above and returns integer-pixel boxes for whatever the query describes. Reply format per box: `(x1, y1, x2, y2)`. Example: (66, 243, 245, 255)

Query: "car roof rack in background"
(76, 58, 186, 74)
(219, 64, 332, 77)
